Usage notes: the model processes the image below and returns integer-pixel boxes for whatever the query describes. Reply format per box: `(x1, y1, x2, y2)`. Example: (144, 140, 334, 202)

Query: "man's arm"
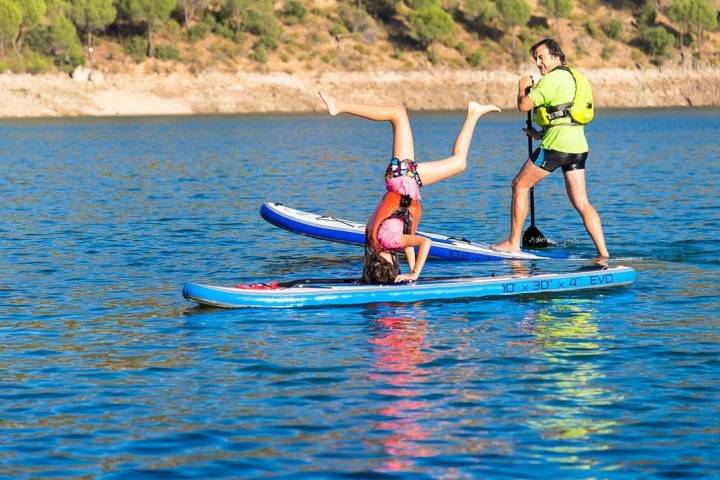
(517, 76, 535, 112)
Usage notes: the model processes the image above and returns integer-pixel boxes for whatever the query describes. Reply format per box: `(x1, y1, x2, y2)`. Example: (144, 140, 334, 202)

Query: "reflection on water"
(368, 314, 436, 472)
(519, 298, 623, 469)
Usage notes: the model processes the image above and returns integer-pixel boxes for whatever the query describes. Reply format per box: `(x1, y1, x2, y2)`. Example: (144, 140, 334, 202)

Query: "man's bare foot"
(318, 91, 339, 116)
(593, 256, 610, 268)
(468, 102, 501, 117)
(491, 240, 521, 253)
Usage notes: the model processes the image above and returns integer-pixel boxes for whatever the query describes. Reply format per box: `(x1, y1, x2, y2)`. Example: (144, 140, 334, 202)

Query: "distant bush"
(25, 51, 49, 73)
(124, 35, 148, 63)
(154, 44, 181, 61)
(26, 26, 53, 55)
(187, 20, 210, 42)
(407, 0, 438, 8)
(636, 26, 675, 64)
(282, 0, 307, 25)
(338, 3, 371, 34)
(329, 22, 348, 36)
(242, 3, 281, 41)
(601, 19, 622, 39)
(463, 0, 496, 28)
(408, 5, 455, 49)
(364, 0, 401, 21)
(466, 49, 486, 67)
(600, 44, 614, 60)
(585, 20, 601, 38)
(251, 42, 268, 63)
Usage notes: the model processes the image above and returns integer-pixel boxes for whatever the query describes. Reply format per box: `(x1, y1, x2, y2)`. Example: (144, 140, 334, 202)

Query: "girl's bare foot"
(318, 91, 339, 116)
(468, 102, 501, 117)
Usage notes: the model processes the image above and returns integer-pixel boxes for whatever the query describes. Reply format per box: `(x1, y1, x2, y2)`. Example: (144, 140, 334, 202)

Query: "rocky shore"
(1, 67, 718, 118)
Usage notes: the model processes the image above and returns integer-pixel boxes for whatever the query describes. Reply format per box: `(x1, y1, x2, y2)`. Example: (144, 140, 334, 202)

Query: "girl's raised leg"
(416, 102, 500, 186)
(319, 91, 414, 161)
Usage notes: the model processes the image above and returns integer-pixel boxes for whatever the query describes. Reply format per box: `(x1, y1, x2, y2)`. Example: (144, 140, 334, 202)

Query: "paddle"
(522, 87, 548, 249)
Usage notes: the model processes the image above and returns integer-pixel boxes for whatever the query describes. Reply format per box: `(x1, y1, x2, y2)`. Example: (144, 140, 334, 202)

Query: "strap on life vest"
(534, 66, 593, 127)
(365, 191, 422, 253)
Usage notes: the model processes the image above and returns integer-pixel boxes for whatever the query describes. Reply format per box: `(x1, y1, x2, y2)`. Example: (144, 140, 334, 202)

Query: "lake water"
(1, 107, 718, 478)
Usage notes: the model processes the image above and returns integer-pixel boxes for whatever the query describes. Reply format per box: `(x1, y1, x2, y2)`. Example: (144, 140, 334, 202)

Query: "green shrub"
(187, 21, 210, 41)
(407, 0, 438, 7)
(5, 52, 25, 73)
(154, 44, 181, 60)
(213, 19, 237, 40)
(252, 42, 268, 63)
(329, 22, 348, 36)
(600, 44, 613, 60)
(338, 2, 371, 34)
(601, 19, 622, 39)
(256, 33, 278, 51)
(282, 0, 306, 25)
(25, 51, 49, 73)
(466, 49, 485, 67)
(26, 26, 53, 55)
(636, 25, 674, 63)
(585, 20, 600, 38)
(408, 5, 455, 48)
(243, 5, 281, 40)
(124, 35, 147, 63)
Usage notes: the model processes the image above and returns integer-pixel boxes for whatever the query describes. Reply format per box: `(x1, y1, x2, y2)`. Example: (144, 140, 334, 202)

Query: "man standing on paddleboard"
(492, 39, 609, 259)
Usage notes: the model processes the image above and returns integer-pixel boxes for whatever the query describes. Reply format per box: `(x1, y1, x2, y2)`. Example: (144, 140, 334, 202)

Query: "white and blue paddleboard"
(260, 202, 573, 261)
(183, 266, 636, 309)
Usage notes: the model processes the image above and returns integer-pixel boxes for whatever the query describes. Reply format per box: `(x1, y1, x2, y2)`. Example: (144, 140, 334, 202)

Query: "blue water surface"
(1, 107, 718, 479)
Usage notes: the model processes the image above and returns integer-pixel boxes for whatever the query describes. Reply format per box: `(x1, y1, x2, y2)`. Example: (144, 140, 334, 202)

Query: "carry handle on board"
(522, 80, 548, 249)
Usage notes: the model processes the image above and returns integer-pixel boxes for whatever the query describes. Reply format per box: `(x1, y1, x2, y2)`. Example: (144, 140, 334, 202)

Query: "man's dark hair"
(530, 38, 566, 65)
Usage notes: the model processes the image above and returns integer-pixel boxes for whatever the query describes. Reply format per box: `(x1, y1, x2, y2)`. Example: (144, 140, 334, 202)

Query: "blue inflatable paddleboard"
(260, 202, 572, 261)
(183, 266, 635, 309)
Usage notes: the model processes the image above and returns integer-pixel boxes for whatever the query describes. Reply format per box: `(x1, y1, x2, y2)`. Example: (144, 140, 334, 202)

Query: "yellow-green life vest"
(533, 66, 594, 127)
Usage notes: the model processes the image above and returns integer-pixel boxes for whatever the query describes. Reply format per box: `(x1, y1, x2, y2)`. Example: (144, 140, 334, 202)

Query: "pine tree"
(496, 0, 531, 58)
(69, 0, 116, 50)
(117, 0, 176, 57)
(0, 0, 22, 55)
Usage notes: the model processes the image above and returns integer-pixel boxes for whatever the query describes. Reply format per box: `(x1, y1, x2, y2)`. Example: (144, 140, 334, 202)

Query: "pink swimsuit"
(376, 159, 422, 251)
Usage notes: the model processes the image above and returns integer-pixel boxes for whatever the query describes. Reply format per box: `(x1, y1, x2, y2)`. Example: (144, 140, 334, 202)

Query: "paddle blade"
(522, 224, 548, 248)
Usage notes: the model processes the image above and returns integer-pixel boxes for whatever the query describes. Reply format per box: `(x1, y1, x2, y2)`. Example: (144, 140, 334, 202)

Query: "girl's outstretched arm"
(395, 235, 431, 282)
(404, 246, 416, 273)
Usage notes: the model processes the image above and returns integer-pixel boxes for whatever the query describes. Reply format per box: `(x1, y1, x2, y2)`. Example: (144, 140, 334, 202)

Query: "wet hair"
(530, 38, 566, 65)
(362, 246, 400, 284)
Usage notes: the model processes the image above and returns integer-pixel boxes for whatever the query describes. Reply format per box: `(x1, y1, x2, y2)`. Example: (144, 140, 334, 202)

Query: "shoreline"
(1, 67, 718, 119)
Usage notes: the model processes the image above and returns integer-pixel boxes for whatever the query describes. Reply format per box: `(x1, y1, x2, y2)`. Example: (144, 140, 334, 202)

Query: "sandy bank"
(1, 67, 718, 118)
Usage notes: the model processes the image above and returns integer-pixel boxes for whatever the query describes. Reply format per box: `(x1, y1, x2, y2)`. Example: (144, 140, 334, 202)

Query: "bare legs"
(563, 169, 609, 258)
(319, 91, 414, 161)
(319, 92, 502, 281)
(416, 102, 501, 186)
(492, 160, 549, 253)
(493, 161, 609, 258)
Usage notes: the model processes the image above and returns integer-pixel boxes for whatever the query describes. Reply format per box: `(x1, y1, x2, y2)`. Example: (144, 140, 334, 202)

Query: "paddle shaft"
(527, 109, 536, 226)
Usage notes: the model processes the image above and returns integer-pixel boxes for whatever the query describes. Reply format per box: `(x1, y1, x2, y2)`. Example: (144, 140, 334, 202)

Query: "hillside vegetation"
(0, 0, 718, 75)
